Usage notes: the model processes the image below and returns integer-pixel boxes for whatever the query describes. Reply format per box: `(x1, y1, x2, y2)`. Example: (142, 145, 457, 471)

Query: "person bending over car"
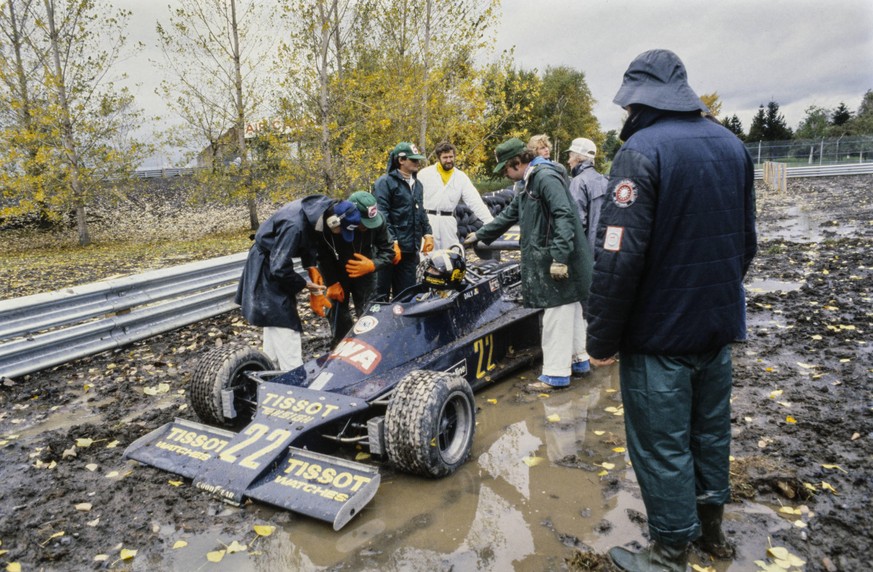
(313, 191, 395, 346)
(235, 195, 361, 369)
(465, 138, 593, 392)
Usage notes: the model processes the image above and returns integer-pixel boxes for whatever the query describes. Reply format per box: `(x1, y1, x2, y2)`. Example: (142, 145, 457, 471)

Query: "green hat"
(392, 141, 425, 160)
(348, 191, 383, 229)
(492, 138, 526, 174)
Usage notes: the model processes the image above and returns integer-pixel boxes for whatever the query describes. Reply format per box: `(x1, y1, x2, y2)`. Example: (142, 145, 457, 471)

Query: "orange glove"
(326, 282, 345, 303)
(309, 293, 331, 317)
(345, 253, 376, 278)
(421, 234, 435, 253)
(307, 266, 324, 286)
(392, 241, 401, 265)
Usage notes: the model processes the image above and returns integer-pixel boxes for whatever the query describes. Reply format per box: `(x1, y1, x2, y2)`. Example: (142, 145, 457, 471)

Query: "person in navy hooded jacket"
(586, 50, 757, 571)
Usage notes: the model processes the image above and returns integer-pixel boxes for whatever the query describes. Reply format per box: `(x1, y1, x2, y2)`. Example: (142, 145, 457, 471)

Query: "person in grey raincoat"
(566, 137, 609, 253)
(586, 50, 757, 571)
(465, 138, 593, 391)
(235, 195, 360, 370)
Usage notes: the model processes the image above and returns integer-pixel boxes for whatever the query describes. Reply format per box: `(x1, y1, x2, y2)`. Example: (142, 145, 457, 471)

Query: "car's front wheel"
(188, 345, 272, 427)
(384, 370, 476, 477)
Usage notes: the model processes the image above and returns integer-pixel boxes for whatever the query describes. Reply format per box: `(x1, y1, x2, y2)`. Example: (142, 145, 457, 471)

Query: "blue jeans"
(619, 347, 733, 546)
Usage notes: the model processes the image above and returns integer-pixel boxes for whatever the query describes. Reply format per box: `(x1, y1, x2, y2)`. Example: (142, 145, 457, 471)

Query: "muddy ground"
(0, 176, 870, 571)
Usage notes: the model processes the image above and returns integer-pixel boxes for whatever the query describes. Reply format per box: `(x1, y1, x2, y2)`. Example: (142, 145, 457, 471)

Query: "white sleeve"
(459, 172, 494, 223)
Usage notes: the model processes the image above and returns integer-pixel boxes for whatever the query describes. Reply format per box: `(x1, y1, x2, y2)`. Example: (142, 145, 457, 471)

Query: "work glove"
(309, 293, 332, 317)
(463, 232, 479, 247)
(392, 241, 402, 265)
(326, 282, 345, 303)
(306, 266, 324, 287)
(345, 253, 376, 278)
(550, 262, 569, 281)
(421, 234, 435, 253)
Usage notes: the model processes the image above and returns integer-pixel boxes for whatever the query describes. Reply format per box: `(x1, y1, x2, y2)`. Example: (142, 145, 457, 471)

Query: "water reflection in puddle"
(137, 364, 779, 571)
(764, 205, 857, 242)
(746, 278, 803, 294)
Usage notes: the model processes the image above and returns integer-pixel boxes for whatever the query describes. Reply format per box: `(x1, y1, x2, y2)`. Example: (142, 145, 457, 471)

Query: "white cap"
(567, 137, 597, 158)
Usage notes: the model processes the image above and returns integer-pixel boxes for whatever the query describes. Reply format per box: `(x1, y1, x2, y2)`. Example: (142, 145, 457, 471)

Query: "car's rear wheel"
(384, 370, 476, 477)
(188, 345, 272, 427)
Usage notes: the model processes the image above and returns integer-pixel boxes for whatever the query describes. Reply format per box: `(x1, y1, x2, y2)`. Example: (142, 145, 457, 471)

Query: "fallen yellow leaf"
(486, 398, 497, 404)
(523, 456, 545, 467)
(206, 550, 225, 563)
(172, 540, 188, 549)
(168, 480, 183, 487)
(793, 520, 807, 528)
(253, 525, 275, 537)
(546, 414, 561, 423)
(612, 447, 626, 453)
(810, 335, 823, 340)
(105, 440, 119, 449)
(355, 452, 371, 461)
(8, 563, 22, 572)
(604, 406, 619, 413)
(75, 502, 92, 512)
(600, 462, 615, 470)
(821, 464, 847, 473)
(769, 389, 783, 399)
(120, 548, 137, 560)
(593, 430, 605, 436)
(93, 554, 108, 562)
(786, 416, 797, 424)
(226, 540, 247, 554)
(803, 482, 818, 492)
(597, 470, 608, 477)
(821, 481, 838, 494)
(767, 546, 789, 560)
(76, 438, 94, 448)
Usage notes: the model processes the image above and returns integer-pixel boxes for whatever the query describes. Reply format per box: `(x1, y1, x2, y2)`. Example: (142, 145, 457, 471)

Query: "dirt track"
(0, 176, 870, 571)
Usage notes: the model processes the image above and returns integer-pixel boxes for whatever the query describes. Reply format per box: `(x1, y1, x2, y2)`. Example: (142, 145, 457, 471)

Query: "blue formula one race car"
(124, 249, 542, 530)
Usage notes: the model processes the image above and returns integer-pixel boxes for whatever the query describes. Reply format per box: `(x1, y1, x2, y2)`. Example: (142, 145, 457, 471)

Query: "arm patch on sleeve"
(604, 226, 624, 252)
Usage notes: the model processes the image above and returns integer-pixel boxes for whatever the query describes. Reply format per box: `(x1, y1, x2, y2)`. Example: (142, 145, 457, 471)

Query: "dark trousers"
(619, 346, 732, 546)
(327, 276, 375, 347)
(374, 252, 418, 302)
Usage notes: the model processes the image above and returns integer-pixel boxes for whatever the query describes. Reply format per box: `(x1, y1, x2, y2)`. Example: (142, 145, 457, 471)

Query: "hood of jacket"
(613, 49, 708, 113)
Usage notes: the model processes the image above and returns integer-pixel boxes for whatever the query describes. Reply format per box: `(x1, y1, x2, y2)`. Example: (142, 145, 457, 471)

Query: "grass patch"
(1, 228, 252, 299)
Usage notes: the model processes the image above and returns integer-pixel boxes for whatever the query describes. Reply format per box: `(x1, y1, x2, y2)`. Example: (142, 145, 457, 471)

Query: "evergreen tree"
(747, 101, 792, 141)
(720, 114, 745, 140)
(830, 102, 852, 126)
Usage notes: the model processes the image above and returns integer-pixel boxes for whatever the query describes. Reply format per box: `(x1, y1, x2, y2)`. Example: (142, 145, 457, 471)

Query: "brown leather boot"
(608, 542, 690, 572)
(693, 503, 735, 559)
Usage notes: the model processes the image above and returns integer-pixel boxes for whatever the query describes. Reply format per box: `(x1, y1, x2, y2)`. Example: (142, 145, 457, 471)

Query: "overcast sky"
(119, 0, 873, 166)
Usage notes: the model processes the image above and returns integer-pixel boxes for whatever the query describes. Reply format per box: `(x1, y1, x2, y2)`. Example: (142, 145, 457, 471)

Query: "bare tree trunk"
(317, 0, 335, 194)
(44, 0, 90, 245)
(230, 0, 259, 229)
(417, 0, 432, 155)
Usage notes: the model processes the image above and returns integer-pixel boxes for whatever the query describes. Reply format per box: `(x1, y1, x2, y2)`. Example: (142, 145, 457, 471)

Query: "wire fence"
(745, 135, 873, 167)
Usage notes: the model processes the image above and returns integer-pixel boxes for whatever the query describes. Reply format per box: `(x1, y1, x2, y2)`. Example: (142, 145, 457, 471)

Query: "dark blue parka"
(586, 114, 757, 358)
(373, 170, 432, 253)
(235, 195, 332, 330)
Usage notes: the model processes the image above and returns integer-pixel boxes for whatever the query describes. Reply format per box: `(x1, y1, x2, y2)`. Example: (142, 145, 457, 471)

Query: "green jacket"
(476, 162, 592, 308)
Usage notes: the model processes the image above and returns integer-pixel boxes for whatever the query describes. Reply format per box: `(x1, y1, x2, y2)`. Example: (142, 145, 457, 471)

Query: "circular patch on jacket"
(353, 315, 378, 335)
(612, 180, 638, 208)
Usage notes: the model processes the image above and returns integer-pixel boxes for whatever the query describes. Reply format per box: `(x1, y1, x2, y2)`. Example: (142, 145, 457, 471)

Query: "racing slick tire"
(188, 344, 272, 427)
(384, 370, 476, 477)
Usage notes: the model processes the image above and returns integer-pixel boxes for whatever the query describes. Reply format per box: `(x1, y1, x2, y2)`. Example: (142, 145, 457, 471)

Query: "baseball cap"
(492, 138, 526, 174)
(348, 191, 383, 229)
(567, 137, 597, 158)
(332, 200, 362, 242)
(392, 142, 425, 160)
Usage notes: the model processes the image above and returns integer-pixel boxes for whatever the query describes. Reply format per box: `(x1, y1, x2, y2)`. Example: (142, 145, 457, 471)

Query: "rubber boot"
(694, 503, 735, 559)
(608, 542, 689, 572)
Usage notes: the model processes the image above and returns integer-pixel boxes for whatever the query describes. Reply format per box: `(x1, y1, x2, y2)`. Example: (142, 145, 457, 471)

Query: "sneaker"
(571, 360, 591, 376)
(527, 374, 570, 390)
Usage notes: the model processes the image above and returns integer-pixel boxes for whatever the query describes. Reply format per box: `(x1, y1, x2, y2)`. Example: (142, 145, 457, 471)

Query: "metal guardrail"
(0, 252, 262, 381)
(134, 167, 197, 178)
(753, 162, 873, 180)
